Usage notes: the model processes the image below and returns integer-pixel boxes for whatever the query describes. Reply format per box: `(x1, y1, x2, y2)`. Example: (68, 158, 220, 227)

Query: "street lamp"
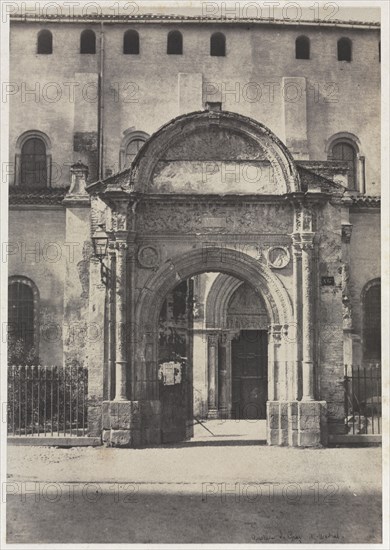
(92, 224, 109, 285)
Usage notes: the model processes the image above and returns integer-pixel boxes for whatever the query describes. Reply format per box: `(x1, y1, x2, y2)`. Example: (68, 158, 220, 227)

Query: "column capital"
(269, 324, 282, 344)
(115, 241, 128, 252)
(208, 332, 219, 346)
(300, 232, 315, 251)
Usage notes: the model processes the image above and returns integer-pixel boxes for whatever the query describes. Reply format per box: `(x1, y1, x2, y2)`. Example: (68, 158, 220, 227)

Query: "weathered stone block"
(279, 429, 289, 446)
(102, 401, 111, 430)
(288, 401, 298, 431)
(320, 402, 329, 446)
(87, 405, 102, 437)
(267, 401, 280, 429)
(280, 402, 289, 429)
(288, 429, 298, 447)
(102, 401, 142, 431)
(267, 428, 280, 445)
(298, 401, 321, 431)
(110, 429, 132, 447)
(102, 429, 111, 446)
(298, 431, 321, 447)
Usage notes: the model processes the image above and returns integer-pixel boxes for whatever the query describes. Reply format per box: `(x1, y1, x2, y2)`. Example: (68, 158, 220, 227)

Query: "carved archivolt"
(130, 111, 300, 194)
(136, 247, 293, 342)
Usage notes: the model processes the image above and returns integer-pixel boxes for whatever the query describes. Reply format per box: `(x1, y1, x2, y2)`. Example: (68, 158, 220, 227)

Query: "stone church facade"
(7, 13, 381, 446)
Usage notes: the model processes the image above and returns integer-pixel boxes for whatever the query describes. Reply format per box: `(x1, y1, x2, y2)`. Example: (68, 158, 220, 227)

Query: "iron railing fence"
(8, 365, 88, 437)
(344, 364, 381, 435)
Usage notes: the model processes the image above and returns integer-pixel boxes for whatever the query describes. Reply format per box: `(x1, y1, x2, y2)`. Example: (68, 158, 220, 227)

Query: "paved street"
(6, 421, 383, 544)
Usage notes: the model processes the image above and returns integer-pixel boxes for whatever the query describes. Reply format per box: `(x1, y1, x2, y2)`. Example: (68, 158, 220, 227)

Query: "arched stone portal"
(88, 109, 331, 448)
(134, 247, 294, 442)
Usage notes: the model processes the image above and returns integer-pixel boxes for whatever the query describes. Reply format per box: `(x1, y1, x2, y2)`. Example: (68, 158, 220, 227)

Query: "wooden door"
(231, 330, 268, 419)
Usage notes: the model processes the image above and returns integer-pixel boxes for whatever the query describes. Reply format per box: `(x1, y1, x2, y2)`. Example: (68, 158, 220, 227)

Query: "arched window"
(210, 32, 226, 56)
(362, 279, 381, 361)
(125, 138, 145, 168)
(124, 30, 139, 54)
(21, 137, 47, 186)
(80, 29, 96, 54)
(330, 140, 357, 190)
(337, 37, 352, 62)
(167, 31, 183, 55)
(8, 277, 39, 353)
(119, 131, 149, 170)
(37, 30, 53, 54)
(295, 36, 310, 59)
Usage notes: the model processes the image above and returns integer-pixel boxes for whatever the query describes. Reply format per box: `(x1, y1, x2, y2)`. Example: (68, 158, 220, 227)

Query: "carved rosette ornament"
(138, 245, 160, 269)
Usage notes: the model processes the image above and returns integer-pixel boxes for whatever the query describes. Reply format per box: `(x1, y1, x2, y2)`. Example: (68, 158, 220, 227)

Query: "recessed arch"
(337, 37, 352, 62)
(167, 30, 183, 54)
(206, 273, 268, 330)
(123, 29, 139, 54)
(80, 29, 96, 54)
(206, 274, 243, 329)
(295, 35, 310, 59)
(210, 32, 226, 56)
(37, 29, 53, 54)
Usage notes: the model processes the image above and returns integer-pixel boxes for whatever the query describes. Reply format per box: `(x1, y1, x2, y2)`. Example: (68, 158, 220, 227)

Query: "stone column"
(267, 324, 282, 401)
(218, 332, 233, 419)
(114, 239, 128, 401)
(358, 155, 366, 194)
(301, 233, 315, 401)
(207, 332, 219, 418)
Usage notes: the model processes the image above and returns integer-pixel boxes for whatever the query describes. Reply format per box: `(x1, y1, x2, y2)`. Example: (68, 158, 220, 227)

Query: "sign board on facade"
(321, 276, 335, 286)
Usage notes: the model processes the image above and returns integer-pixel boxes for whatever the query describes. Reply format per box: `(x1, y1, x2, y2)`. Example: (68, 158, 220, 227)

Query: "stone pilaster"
(301, 233, 315, 401)
(291, 233, 302, 400)
(105, 241, 116, 401)
(114, 239, 128, 401)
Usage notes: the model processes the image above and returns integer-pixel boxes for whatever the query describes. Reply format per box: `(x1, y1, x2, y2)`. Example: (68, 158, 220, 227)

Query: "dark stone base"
(102, 400, 161, 447)
(267, 400, 328, 447)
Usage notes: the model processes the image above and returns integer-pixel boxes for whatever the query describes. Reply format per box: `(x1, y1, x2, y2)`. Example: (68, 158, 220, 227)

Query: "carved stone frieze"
(136, 202, 292, 234)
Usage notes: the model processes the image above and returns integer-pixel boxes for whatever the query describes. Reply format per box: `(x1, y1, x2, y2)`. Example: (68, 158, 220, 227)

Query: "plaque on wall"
(158, 362, 182, 385)
(138, 245, 160, 268)
(266, 246, 290, 269)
